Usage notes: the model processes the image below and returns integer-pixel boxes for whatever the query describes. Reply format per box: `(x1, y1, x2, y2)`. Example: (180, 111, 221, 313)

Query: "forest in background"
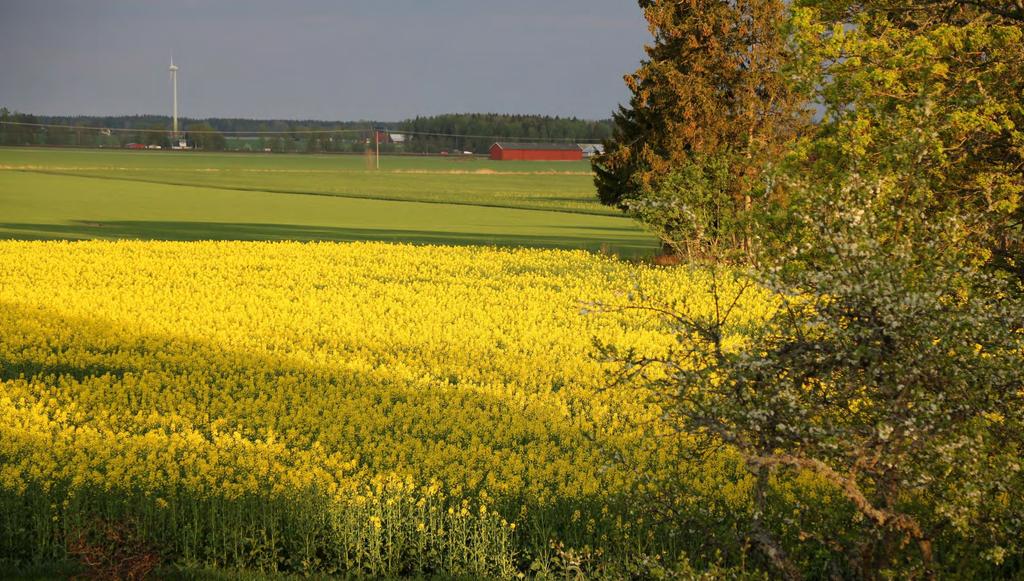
(0, 109, 613, 154)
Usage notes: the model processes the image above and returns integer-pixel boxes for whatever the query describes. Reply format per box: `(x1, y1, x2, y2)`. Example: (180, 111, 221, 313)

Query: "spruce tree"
(594, 0, 809, 257)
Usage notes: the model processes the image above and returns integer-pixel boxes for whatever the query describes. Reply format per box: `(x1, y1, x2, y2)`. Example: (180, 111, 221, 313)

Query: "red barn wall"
(489, 146, 582, 161)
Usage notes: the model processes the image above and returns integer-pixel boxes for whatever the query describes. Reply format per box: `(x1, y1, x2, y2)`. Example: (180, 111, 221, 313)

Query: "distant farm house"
(489, 142, 583, 161)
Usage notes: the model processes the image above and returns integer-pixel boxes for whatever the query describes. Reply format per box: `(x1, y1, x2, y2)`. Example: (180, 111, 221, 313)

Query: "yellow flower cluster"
(0, 241, 772, 510)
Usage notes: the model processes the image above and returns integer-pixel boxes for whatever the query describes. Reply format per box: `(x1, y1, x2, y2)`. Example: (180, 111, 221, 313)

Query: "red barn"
(489, 142, 583, 161)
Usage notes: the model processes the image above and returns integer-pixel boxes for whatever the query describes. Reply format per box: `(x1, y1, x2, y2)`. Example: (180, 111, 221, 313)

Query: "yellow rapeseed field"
(0, 241, 774, 575)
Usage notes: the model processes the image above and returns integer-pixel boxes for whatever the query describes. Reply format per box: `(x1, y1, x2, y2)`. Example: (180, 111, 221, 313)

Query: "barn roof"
(491, 142, 582, 151)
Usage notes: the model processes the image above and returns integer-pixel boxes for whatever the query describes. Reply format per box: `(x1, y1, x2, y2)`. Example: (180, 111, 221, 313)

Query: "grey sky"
(0, 1, 649, 121)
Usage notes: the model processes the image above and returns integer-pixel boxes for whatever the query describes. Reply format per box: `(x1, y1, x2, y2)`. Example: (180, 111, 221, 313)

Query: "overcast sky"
(0, 1, 650, 121)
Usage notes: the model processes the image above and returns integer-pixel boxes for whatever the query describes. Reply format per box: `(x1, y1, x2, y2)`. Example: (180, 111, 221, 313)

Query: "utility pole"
(373, 126, 383, 170)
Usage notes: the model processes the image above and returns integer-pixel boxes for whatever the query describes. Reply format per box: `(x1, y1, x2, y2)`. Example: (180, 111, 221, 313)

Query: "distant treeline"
(398, 113, 613, 154)
(0, 108, 612, 154)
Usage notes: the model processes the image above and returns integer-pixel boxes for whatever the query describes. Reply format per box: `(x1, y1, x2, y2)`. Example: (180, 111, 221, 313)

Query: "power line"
(0, 120, 601, 142)
(388, 130, 582, 142)
(0, 120, 367, 135)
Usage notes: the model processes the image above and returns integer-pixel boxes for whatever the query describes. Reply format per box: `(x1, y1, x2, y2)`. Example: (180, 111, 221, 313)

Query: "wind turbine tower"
(169, 58, 179, 137)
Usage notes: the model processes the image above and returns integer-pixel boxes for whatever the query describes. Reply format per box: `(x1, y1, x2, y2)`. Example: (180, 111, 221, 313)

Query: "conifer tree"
(594, 0, 809, 258)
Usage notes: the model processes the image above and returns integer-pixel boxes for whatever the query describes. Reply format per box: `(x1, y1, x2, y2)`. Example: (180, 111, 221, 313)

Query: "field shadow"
(0, 299, 702, 558)
(0, 299, 612, 487)
(14, 168, 614, 217)
(0, 220, 656, 255)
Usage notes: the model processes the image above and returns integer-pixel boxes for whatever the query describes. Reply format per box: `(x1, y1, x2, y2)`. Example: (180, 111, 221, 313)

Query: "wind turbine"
(169, 57, 179, 138)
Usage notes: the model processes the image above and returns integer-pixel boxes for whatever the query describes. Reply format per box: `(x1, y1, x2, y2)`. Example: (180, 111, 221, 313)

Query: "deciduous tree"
(601, 0, 1024, 575)
(778, 0, 1024, 277)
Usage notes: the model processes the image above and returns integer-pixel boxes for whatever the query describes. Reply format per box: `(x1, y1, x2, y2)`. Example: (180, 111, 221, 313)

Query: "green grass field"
(1, 147, 611, 214)
(0, 147, 657, 256)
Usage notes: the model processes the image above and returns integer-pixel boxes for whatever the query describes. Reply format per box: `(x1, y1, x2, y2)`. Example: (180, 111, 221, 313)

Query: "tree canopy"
(593, 0, 810, 258)
(600, 0, 1024, 576)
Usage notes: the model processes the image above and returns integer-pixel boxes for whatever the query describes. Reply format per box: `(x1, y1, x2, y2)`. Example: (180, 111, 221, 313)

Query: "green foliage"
(600, 0, 1024, 577)
(625, 154, 746, 260)
(399, 113, 613, 155)
(778, 0, 1024, 277)
(600, 209, 1024, 576)
(185, 122, 228, 151)
(0, 109, 42, 146)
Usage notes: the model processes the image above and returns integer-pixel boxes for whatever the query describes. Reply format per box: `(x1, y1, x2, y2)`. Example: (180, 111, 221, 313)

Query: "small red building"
(489, 142, 583, 161)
